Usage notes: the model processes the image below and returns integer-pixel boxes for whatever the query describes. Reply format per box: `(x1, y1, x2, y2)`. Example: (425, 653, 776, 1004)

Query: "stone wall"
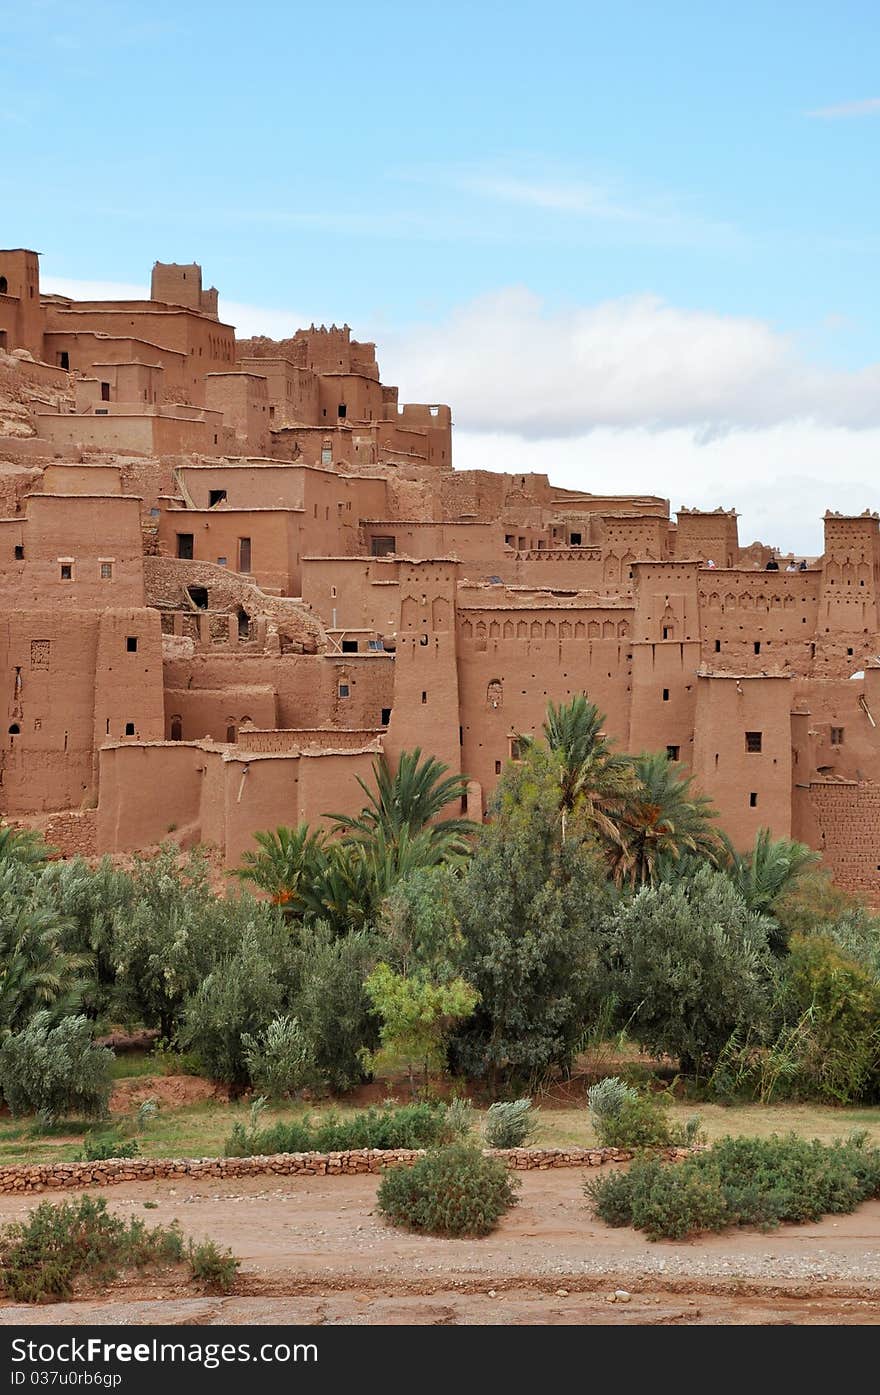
(0, 1145, 698, 1194)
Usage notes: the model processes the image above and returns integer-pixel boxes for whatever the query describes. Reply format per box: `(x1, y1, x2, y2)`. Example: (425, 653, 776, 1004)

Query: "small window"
(341, 639, 358, 653)
(100, 562, 113, 579)
(176, 533, 194, 561)
(226, 725, 237, 743)
(100, 381, 110, 401)
(714, 639, 721, 652)
(745, 731, 763, 753)
(662, 688, 670, 702)
(238, 537, 251, 573)
(421, 691, 427, 703)
(495, 760, 502, 774)
(170, 717, 182, 741)
(505, 534, 514, 546)
(330, 585, 337, 598)
(338, 403, 347, 419)
(14, 545, 23, 561)
(754, 641, 761, 655)
(847, 647, 854, 656)
(126, 636, 138, 653)
(570, 532, 582, 546)
(59, 351, 70, 370)
(124, 722, 135, 736)
(370, 535, 396, 557)
(510, 738, 525, 761)
(381, 707, 391, 725)
(338, 683, 350, 698)
(749, 792, 758, 808)
(60, 562, 72, 581)
(830, 727, 845, 746)
(0, 276, 6, 294)
(321, 447, 332, 464)
(208, 489, 227, 507)
(666, 745, 680, 761)
(419, 634, 428, 646)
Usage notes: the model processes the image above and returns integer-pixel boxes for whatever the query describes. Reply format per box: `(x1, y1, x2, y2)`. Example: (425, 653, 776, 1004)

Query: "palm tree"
(330, 748, 474, 859)
(0, 899, 90, 1038)
(0, 823, 54, 870)
(724, 828, 819, 952)
(611, 751, 721, 889)
(232, 824, 328, 917)
(521, 696, 637, 844)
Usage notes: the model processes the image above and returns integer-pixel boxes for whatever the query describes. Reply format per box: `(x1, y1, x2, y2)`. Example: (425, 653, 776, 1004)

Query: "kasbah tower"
(2, 245, 880, 893)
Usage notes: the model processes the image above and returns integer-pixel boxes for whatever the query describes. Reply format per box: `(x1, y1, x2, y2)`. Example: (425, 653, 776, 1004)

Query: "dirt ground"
(2, 1168, 880, 1325)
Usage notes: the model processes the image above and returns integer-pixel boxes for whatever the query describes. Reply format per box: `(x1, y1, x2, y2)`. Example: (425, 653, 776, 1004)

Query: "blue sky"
(4, 0, 880, 550)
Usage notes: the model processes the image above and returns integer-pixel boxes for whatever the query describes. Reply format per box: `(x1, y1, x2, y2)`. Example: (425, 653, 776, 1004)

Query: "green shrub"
(586, 1076, 702, 1149)
(610, 867, 775, 1076)
(484, 1098, 538, 1148)
(78, 1130, 139, 1161)
(783, 934, 880, 1103)
(223, 1102, 450, 1157)
(377, 1142, 520, 1236)
(441, 1095, 476, 1142)
(586, 1133, 880, 1240)
(241, 1015, 316, 1098)
(0, 1014, 112, 1121)
(187, 1238, 239, 1294)
(0, 1195, 186, 1303)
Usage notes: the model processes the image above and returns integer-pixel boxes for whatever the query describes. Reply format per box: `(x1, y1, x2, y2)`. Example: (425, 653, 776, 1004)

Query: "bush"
(224, 1102, 450, 1157)
(377, 1142, 520, 1236)
(242, 1015, 316, 1099)
(484, 1099, 538, 1148)
(586, 1076, 702, 1149)
(610, 867, 775, 1076)
(0, 1014, 112, 1121)
(782, 934, 880, 1103)
(442, 1096, 476, 1142)
(586, 1133, 880, 1240)
(187, 1238, 239, 1293)
(0, 1195, 186, 1303)
(78, 1130, 139, 1161)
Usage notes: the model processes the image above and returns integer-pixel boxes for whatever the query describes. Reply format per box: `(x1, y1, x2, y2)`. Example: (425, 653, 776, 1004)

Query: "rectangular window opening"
(749, 792, 758, 808)
(126, 636, 138, 653)
(830, 727, 845, 746)
(666, 745, 680, 761)
(745, 731, 763, 753)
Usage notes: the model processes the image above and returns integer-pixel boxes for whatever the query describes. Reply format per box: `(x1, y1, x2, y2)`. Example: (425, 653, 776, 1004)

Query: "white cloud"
(381, 287, 880, 435)
(807, 97, 880, 118)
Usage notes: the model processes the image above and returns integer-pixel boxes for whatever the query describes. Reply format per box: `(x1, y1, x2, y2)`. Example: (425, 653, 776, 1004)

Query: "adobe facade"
(2, 245, 880, 890)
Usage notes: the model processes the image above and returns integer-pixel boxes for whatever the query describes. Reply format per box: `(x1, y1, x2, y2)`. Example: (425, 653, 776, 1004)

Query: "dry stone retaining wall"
(0, 1145, 697, 1195)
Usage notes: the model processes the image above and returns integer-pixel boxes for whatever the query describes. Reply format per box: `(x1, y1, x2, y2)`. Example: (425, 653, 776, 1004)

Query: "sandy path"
(2, 1170, 880, 1324)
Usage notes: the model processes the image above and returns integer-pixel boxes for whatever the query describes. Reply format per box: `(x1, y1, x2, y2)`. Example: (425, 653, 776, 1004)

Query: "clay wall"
(0, 493, 144, 608)
(457, 602, 633, 806)
(384, 562, 462, 778)
(1, 606, 163, 814)
(42, 332, 187, 394)
(0, 251, 43, 358)
(318, 373, 385, 426)
(204, 373, 270, 455)
(163, 684, 278, 743)
(42, 305, 235, 404)
(691, 674, 793, 847)
(35, 411, 226, 457)
(805, 780, 880, 893)
(157, 507, 299, 593)
(150, 262, 218, 318)
(162, 651, 393, 733)
(675, 509, 739, 566)
(236, 358, 320, 427)
(301, 556, 401, 636)
(96, 739, 379, 864)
